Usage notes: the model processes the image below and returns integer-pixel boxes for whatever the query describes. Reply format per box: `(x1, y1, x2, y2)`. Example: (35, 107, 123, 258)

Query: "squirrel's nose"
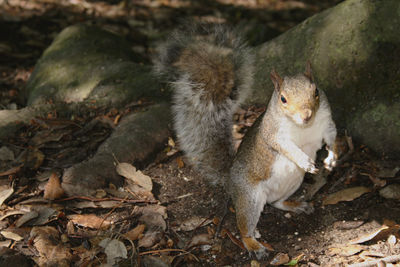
(301, 109, 313, 122)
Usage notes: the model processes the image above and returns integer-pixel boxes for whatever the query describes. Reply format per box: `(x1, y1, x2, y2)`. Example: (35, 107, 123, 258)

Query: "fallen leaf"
(251, 260, 260, 267)
(322, 186, 371, 205)
(116, 162, 152, 191)
(174, 216, 212, 232)
(139, 212, 166, 231)
(379, 184, 400, 200)
(24, 148, 45, 170)
(15, 210, 39, 227)
(99, 238, 128, 265)
(0, 186, 14, 206)
(0, 146, 14, 161)
(327, 245, 365, 256)
(68, 214, 111, 229)
(137, 211, 167, 248)
(30, 226, 72, 266)
(333, 220, 364, 230)
(187, 233, 212, 248)
(23, 207, 57, 226)
(0, 240, 12, 247)
(270, 252, 289, 265)
(43, 173, 64, 200)
(124, 224, 146, 241)
(176, 157, 185, 168)
(349, 225, 389, 244)
(138, 230, 163, 248)
(0, 165, 22, 176)
(1, 230, 23, 241)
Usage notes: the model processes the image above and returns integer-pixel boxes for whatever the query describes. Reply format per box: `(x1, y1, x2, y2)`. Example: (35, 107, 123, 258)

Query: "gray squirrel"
(154, 24, 337, 258)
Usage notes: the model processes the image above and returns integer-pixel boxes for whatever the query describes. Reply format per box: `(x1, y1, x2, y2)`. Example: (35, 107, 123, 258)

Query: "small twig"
(347, 255, 400, 267)
(138, 248, 189, 256)
(95, 197, 128, 235)
(55, 195, 157, 204)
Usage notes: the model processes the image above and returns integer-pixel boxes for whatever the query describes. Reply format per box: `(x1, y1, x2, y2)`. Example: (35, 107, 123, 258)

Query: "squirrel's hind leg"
(233, 186, 268, 259)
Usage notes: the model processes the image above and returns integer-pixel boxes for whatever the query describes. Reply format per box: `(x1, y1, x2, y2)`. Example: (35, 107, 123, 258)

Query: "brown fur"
(242, 236, 263, 251)
(174, 44, 235, 104)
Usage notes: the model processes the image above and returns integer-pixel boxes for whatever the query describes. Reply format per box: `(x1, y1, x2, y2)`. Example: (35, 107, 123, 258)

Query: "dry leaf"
(174, 216, 212, 232)
(116, 162, 152, 191)
(0, 186, 14, 206)
(1, 230, 23, 241)
(270, 252, 290, 265)
(0, 240, 12, 248)
(333, 220, 364, 230)
(68, 214, 111, 229)
(30, 226, 72, 266)
(124, 224, 146, 241)
(43, 173, 64, 200)
(99, 238, 128, 265)
(349, 225, 389, 244)
(0, 165, 22, 176)
(327, 245, 365, 256)
(138, 212, 167, 248)
(323, 186, 371, 205)
(187, 233, 212, 248)
(15, 210, 39, 227)
(24, 148, 45, 170)
(176, 156, 185, 168)
(0, 146, 14, 161)
(138, 230, 163, 248)
(379, 184, 400, 200)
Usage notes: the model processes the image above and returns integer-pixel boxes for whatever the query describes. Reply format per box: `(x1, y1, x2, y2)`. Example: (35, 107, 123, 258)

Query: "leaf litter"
(1, 0, 400, 266)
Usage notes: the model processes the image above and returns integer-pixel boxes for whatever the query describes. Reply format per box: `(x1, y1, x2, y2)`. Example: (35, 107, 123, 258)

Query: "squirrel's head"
(270, 62, 320, 126)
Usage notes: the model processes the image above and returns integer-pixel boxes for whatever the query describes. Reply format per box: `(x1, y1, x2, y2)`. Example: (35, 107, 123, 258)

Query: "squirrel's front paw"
(300, 157, 318, 174)
(323, 149, 337, 171)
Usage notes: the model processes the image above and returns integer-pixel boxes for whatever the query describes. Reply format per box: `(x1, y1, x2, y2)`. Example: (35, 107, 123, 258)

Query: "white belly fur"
(260, 108, 329, 204)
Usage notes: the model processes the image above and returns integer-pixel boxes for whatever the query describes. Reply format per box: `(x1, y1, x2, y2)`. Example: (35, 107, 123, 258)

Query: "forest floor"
(1, 0, 400, 266)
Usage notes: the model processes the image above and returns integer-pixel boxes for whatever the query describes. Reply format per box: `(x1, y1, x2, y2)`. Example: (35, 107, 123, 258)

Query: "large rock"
(253, 0, 400, 158)
(25, 24, 165, 107)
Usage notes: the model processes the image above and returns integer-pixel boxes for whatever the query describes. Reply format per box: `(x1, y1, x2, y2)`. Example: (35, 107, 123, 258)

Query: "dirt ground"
(1, 0, 400, 266)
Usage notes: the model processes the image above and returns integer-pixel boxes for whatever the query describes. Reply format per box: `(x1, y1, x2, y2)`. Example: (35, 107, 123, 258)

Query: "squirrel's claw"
(323, 148, 337, 171)
(301, 158, 318, 174)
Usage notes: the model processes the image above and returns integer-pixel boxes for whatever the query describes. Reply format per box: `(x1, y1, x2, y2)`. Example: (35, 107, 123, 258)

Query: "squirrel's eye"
(280, 95, 287, 104)
(315, 88, 319, 98)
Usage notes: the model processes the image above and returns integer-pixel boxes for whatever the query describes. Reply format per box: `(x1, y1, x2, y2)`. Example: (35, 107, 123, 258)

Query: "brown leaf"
(24, 148, 44, 170)
(322, 186, 371, 205)
(176, 156, 185, 168)
(30, 226, 72, 266)
(68, 214, 111, 229)
(43, 173, 65, 200)
(333, 220, 364, 230)
(270, 252, 290, 265)
(349, 225, 389, 244)
(1, 230, 23, 241)
(187, 233, 212, 248)
(138, 230, 163, 248)
(116, 162, 152, 191)
(0, 165, 23, 177)
(124, 224, 145, 241)
(327, 245, 365, 256)
(379, 184, 400, 200)
(0, 186, 14, 206)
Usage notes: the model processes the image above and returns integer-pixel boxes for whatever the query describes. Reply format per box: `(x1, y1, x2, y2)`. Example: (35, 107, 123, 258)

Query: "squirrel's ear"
(270, 69, 283, 92)
(304, 61, 314, 82)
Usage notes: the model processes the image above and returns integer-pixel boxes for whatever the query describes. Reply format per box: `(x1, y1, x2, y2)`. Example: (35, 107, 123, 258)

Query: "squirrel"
(154, 24, 337, 258)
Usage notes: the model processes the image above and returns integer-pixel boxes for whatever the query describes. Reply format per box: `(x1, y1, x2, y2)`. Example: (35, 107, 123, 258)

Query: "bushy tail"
(153, 23, 255, 185)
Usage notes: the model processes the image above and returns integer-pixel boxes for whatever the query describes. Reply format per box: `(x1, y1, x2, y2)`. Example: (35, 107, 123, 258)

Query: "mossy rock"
(25, 24, 166, 108)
